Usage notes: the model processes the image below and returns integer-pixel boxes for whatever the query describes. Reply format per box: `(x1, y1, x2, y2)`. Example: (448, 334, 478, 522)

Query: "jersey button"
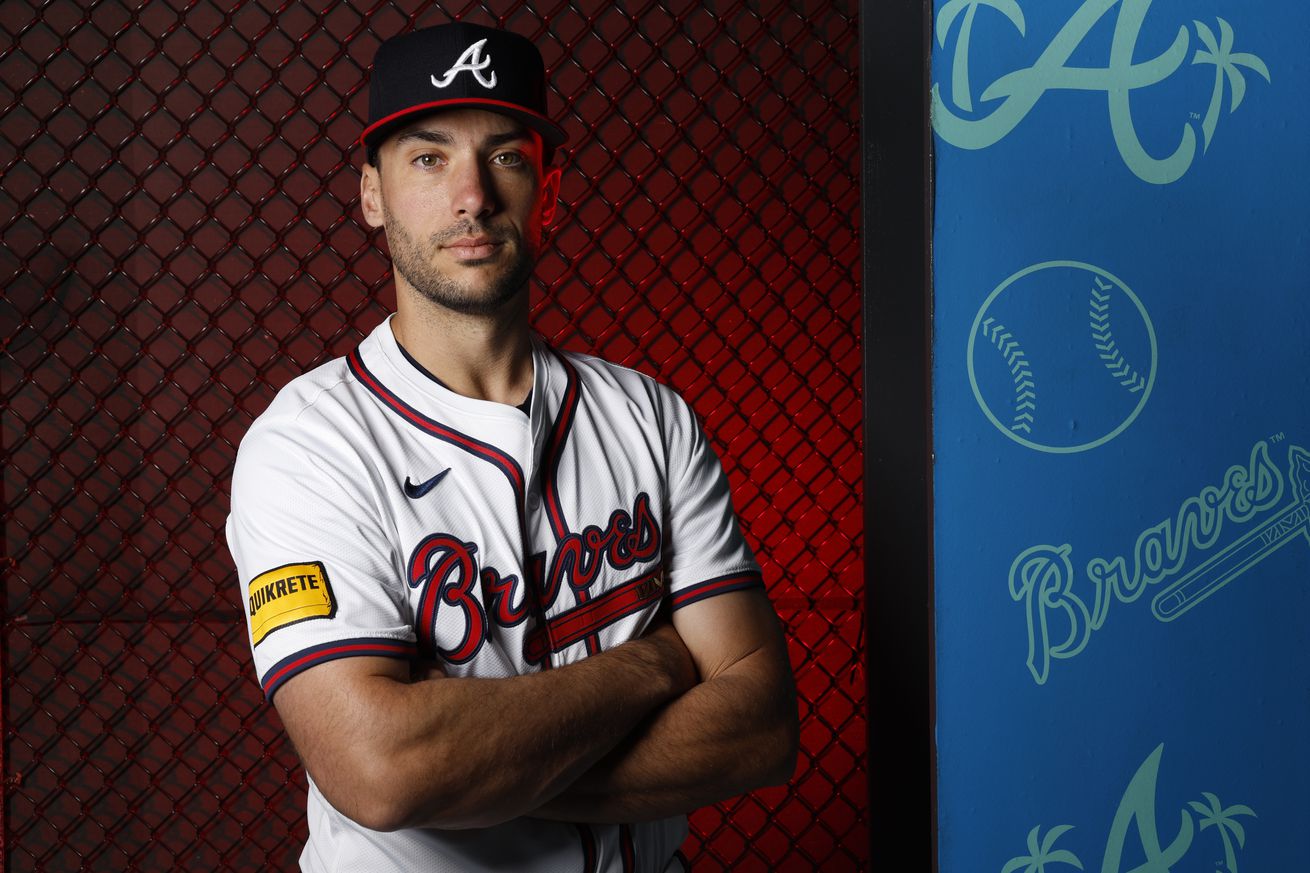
(528, 492, 541, 511)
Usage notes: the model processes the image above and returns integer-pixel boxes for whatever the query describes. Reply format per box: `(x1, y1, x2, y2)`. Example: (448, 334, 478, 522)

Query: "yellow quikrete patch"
(247, 561, 336, 645)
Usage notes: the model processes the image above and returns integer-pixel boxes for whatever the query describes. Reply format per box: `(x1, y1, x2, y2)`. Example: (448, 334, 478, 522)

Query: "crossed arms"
(271, 588, 798, 831)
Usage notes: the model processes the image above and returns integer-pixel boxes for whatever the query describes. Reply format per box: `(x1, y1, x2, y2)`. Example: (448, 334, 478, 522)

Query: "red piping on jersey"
(619, 824, 635, 873)
(534, 347, 605, 653)
(348, 349, 526, 495)
(261, 638, 416, 698)
(348, 348, 557, 664)
(540, 346, 581, 543)
(537, 347, 604, 651)
(669, 571, 764, 610)
(575, 824, 598, 873)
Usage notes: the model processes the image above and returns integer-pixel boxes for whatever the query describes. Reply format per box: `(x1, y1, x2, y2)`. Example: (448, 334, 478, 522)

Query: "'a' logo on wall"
(932, 0, 1271, 184)
(1001, 744, 1257, 873)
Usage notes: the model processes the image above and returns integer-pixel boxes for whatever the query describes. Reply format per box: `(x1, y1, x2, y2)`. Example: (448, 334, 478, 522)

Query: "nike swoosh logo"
(403, 468, 451, 499)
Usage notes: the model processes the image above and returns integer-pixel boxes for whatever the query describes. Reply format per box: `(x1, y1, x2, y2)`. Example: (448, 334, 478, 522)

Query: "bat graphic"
(1153, 446, 1310, 621)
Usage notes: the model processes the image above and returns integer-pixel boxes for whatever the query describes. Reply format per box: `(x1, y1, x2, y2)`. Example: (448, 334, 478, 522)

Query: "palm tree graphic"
(1191, 18, 1270, 151)
(1188, 792, 1255, 873)
(1000, 824, 1083, 873)
(936, 0, 1026, 112)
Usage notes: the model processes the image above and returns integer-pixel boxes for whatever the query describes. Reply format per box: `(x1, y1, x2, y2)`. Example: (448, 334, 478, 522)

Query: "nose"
(449, 158, 496, 219)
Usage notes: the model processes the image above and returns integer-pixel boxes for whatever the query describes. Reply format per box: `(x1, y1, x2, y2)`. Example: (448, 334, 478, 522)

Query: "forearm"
(533, 645, 798, 823)
(385, 655, 671, 828)
(277, 629, 694, 831)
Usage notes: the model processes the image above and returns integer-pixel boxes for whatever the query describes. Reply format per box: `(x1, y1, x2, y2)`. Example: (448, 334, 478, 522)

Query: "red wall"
(0, 2, 862, 869)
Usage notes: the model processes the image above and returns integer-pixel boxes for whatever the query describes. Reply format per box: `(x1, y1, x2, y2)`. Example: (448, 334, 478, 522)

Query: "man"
(227, 21, 797, 872)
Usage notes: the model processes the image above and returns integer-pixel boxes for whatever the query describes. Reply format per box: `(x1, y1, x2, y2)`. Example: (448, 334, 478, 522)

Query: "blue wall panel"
(931, 1, 1308, 869)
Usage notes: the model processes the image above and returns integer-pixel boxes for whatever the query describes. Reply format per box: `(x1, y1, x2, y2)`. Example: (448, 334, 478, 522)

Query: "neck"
(391, 290, 534, 407)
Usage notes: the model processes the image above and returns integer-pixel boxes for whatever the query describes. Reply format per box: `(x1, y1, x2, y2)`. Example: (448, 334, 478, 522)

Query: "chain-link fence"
(1, 1, 862, 869)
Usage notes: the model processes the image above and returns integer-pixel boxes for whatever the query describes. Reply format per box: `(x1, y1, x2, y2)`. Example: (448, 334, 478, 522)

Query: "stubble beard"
(383, 202, 537, 317)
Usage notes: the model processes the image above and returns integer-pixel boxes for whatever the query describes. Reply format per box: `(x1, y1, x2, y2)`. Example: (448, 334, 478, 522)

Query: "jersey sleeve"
(657, 385, 765, 610)
(226, 416, 416, 701)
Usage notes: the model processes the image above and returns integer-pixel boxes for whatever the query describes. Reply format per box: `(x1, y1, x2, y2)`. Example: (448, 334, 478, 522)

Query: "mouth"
(443, 236, 503, 261)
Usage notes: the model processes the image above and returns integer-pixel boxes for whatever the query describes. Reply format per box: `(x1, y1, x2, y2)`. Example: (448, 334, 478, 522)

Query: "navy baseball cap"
(361, 22, 567, 152)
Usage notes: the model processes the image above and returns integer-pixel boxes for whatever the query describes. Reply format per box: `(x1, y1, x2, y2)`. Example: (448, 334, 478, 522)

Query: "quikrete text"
(250, 572, 322, 614)
(247, 560, 336, 645)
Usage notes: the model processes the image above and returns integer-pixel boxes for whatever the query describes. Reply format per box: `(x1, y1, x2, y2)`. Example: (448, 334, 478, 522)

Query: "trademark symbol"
(1271, 432, 1286, 443)
(1190, 111, 1202, 120)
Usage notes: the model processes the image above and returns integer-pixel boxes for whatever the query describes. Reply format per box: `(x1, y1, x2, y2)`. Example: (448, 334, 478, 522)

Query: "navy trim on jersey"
(348, 349, 527, 498)
(348, 347, 556, 664)
(619, 824, 635, 873)
(260, 637, 417, 699)
(669, 571, 765, 611)
(575, 824, 598, 873)
(394, 339, 448, 389)
(540, 346, 581, 543)
(396, 339, 532, 415)
(535, 346, 594, 648)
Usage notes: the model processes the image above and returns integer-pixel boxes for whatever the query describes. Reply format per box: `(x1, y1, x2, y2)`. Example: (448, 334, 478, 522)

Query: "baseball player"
(227, 21, 797, 873)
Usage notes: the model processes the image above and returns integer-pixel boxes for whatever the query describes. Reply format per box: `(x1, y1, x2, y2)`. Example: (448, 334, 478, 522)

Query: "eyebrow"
(393, 129, 453, 147)
(392, 127, 535, 149)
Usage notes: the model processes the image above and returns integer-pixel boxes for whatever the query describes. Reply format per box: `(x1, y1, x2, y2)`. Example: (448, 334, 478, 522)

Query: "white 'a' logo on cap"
(431, 39, 497, 89)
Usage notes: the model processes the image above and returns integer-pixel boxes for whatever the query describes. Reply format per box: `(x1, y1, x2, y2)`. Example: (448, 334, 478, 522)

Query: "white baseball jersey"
(226, 316, 762, 873)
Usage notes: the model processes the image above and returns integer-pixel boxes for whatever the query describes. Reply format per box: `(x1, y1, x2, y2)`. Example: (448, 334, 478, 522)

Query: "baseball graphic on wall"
(967, 261, 1158, 454)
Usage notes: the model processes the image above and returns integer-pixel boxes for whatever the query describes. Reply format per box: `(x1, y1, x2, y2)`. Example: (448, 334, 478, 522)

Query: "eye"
(413, 153, 441, 168)
(493, 151, 525, 167)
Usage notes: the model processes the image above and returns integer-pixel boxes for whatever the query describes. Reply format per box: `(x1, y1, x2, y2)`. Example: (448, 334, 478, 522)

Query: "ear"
(539, 166, 563, 228)
(360, 162, 385, 229)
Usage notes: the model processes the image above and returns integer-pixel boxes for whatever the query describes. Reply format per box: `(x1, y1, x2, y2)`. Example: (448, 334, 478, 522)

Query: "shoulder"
(232, 353, 379, 489)
(549, 346, 697, 427)
(251, 354, 361, 431)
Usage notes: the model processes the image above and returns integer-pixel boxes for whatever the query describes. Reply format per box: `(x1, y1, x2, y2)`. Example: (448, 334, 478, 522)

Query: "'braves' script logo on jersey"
(406, 492, 662, 664)
(431, 39, 497, 89)
(408, 535, 498, 664)
(544, 492, 661, 605)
